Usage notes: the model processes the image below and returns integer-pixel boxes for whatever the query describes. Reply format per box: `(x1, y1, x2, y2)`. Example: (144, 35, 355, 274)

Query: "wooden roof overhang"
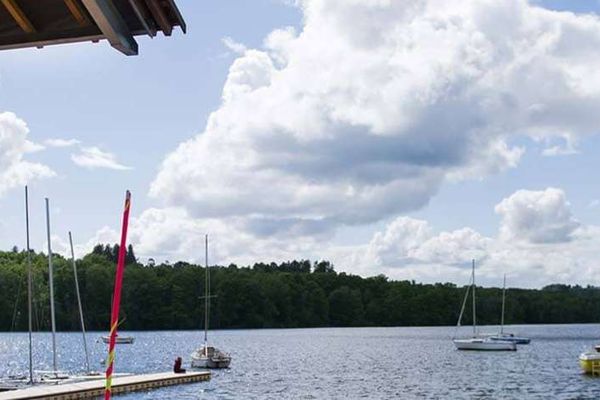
(0, 0, 186, 55)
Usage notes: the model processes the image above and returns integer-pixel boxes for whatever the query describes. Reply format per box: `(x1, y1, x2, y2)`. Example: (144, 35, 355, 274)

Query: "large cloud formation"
(0, 112, 54, 196)
(151, 0, 600, 238)
(78, 186, 599, 287)
(495, 187, 580, 243)
(354, 188, 595, 287)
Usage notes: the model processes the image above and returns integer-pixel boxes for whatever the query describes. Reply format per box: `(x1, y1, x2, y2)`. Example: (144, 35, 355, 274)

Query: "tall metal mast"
(45, 198, 57, 372)
(501, 274, 506, 335)
(69, 232, 90, 373)
(472, 259, 476, 337)
(25, 186, 33, 384)
(204, 234, 209, 347)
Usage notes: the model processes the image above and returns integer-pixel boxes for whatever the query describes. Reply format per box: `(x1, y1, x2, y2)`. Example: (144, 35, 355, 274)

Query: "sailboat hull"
(488, 334, 530, 344)
(190, 346, 231, 369)
(453, 338, 516, 351)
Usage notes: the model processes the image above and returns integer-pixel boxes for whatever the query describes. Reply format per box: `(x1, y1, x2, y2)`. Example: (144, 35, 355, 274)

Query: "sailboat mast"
(25, 186, 33, 384)
(501, 274, 506, 335)
(69, 232, 90, 373)
(204, 234, 209, 346)
(456, 274, 472, 327)
(472, 259, 476, 336)
(45, 198, 57, 372)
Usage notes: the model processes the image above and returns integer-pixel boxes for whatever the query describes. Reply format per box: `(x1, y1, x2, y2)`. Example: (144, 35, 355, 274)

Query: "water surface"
(2, 325, 600, 399)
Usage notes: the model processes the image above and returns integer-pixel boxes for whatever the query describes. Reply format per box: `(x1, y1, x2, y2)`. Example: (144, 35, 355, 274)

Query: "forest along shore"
(1, 246, 599, 331)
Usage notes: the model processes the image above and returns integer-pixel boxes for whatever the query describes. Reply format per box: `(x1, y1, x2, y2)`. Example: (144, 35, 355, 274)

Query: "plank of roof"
(64, 0, 91, 27)
(1, 0, 36, 33)
(128, 0, 156, 37)
(81, 0, 138, 55)
(145, 0, 171, 36)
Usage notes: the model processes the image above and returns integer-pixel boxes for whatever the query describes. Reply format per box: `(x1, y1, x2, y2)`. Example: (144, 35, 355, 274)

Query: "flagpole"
(69, 231, 90, 373)
(105, 191, 132, 400)
(25, 186, 33, 384)
(45, 198, 58, 372)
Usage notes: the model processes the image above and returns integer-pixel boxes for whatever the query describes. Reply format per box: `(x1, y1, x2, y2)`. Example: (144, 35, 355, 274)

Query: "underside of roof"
(0, 0, 186, 55)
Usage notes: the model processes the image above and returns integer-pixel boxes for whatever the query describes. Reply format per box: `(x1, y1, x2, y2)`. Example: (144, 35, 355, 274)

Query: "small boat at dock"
(100, 335, 135, 344)
(190, 235, 231, 369)
(191, 346, 232, 369)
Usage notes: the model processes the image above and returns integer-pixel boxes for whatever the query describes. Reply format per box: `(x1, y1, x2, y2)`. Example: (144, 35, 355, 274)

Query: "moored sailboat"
(488, 275, 531, 345)
(452, 260, 516, 351)
(39, 198, 70, 382)
(190, 235, 231, 369)
(0, 187, 35, 391)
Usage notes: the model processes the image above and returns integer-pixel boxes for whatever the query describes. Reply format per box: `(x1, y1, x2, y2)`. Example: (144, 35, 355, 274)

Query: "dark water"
(2, 325, 600, 399)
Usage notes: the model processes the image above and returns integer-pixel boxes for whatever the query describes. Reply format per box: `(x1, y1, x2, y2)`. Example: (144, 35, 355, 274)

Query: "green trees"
(328, 286, 364, 326)
(1, 247, 600, 331)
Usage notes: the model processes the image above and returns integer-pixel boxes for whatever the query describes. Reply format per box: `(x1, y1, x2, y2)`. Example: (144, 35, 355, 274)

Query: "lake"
(2, 325, 600, 399)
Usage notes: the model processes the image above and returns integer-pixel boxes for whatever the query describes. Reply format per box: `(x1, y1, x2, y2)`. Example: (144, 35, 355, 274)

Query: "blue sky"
(0, 1, 301, 250)
(2, 0, 600, 287)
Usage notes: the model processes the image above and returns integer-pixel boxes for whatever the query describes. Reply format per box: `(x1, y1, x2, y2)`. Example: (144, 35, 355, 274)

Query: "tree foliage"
(1, 247, 600, 331)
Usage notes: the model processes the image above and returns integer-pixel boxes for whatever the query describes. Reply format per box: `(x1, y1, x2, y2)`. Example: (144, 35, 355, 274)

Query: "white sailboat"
(1, 191, 117, 391)
(190, 235, 231, 369)
(0, 187, 35, 391)
(452, 260, 516, 351)
(38, 198, 70, 382)
(488, 275, 530, 345)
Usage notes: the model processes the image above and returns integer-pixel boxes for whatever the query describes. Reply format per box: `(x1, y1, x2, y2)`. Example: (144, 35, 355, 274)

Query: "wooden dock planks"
(0, 371, 211, 399)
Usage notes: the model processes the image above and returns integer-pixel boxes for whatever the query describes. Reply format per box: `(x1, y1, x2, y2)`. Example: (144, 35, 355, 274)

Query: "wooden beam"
(64, 0, 91, 27)
(145, 0, 172, 36)
(1, 0, 35, 33)
(128, 0, 156, 37)
(164, 0, 186, 33)
(81, 0, 138, 55)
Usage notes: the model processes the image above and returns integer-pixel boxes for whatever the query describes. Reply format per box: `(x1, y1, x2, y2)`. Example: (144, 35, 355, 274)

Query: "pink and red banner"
(105, 191, 131, 400)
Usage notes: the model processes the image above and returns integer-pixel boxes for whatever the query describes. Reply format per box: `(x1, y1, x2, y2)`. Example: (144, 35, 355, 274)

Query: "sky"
(2, 0, 600, 288)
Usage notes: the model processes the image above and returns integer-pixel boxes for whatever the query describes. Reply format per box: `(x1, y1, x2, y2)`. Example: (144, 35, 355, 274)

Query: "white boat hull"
(488, 334, 530, 345)
(453, 338, 516, 351)
(190, 346, 231, 369)
(190, 357, 209, 369)
(101, 336, 135, 344)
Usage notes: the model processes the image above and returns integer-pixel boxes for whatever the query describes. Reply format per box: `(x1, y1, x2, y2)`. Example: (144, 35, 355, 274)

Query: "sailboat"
(452, 260, 516, 351)
(0, 187, 35, 391)
(37, 198, 70, 383)
(190, 235, 231, 369)
(487, 275, 530, 345)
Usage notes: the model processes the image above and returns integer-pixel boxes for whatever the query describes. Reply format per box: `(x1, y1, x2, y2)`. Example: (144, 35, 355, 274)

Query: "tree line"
(1, 246, 600, 332)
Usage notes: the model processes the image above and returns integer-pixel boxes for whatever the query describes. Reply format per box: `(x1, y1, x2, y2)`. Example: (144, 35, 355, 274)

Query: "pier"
(0, 371, 210, 400)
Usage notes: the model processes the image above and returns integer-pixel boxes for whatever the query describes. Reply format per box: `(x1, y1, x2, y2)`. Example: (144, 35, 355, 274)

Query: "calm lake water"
(2, 325, 600, 399)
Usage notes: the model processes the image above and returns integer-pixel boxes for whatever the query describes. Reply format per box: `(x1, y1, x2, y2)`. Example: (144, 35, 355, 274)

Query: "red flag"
(105, 191, 131, 399)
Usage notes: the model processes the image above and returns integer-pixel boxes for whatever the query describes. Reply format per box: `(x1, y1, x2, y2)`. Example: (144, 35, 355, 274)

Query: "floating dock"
(0, 371, 210, 400)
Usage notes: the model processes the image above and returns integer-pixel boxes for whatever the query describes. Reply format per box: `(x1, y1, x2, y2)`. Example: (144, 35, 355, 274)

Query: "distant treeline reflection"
(1, 245, 599, 331)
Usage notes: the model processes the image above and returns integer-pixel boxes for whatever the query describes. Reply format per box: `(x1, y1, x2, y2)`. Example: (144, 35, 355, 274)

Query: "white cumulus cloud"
(222, 36, 247, 55)
(151, 0, 600, 239)
(71, 146, 131, 171)
(45, 138, 80, 148)
(0, 112, 55, 196)
(349, 188, 598, 287)
(495, 187, 580, 243)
